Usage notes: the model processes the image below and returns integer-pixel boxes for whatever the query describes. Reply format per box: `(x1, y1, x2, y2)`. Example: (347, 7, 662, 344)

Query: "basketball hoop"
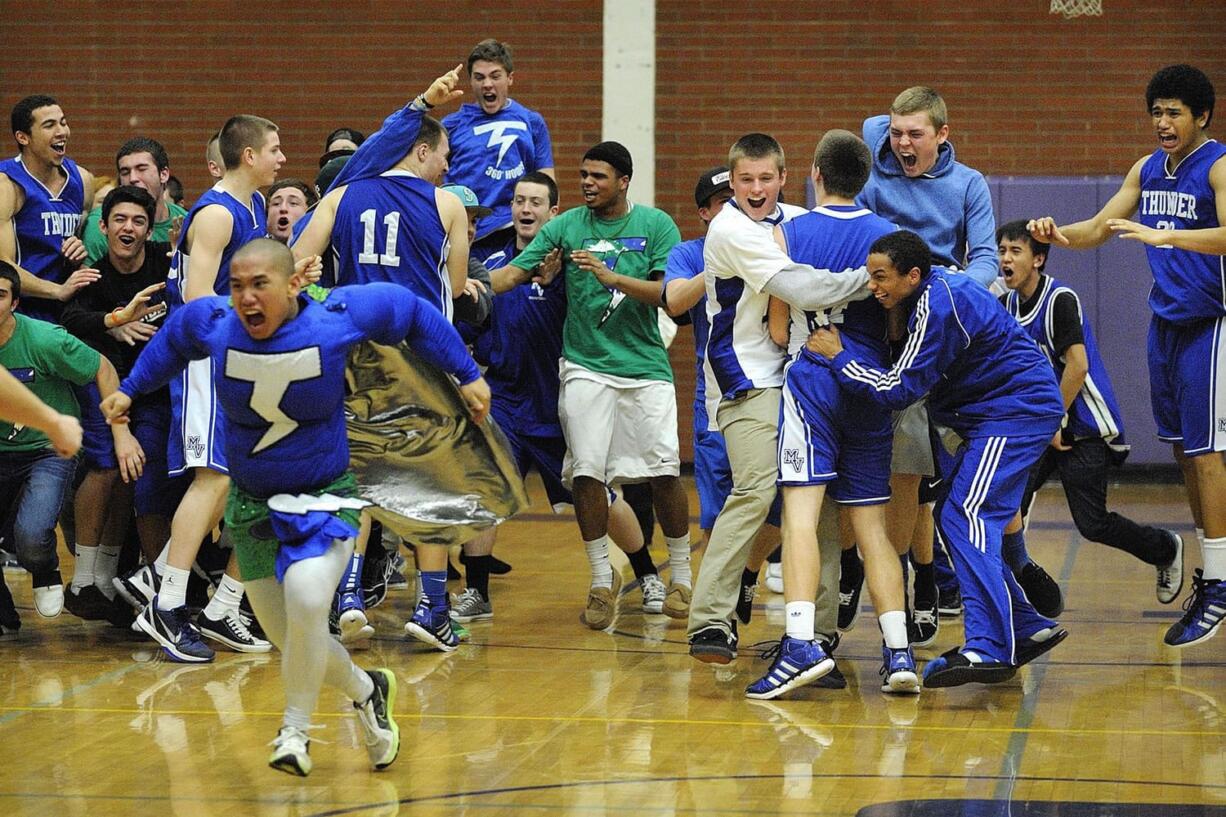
(1050, 0, 1102, 18)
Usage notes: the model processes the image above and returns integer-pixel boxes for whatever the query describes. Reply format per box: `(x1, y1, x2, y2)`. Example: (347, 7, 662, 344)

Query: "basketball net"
(1050, 0, 1102, 18)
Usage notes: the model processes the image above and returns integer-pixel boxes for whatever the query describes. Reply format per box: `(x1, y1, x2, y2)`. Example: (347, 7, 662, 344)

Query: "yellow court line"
(1, 705, 1222, 739)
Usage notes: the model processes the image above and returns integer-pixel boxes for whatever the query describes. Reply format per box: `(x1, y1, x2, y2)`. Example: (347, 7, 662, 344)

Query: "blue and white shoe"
(337, 591, 375, 644)
(745, 636, 834, 700)
(1164, 569, 1226, 648)
(880, 644, 920, 694)
(404, 599, 460, 652)
(135, 603, 215, 663)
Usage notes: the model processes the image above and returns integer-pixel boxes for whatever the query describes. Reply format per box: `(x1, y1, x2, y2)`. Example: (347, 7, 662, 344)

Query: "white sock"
(1201, 536, 1226, 581)
(585, 536, 613, 588)
(72, 545, 97, 591)
(157, 565, 190, 610)
(665, 534, 692, 587)
(154, 540, 171, 576)
(95, 545, 121, 598)
(879, 610, 909, 649)
(204, 574, 244, 618)
(785, 601, 815, 640)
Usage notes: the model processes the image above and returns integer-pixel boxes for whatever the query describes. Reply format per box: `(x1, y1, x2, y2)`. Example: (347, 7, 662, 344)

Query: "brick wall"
(5, 1, 1225, 461)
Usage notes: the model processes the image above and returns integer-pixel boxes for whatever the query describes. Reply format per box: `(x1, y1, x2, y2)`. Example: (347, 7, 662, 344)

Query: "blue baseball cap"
(442, 185, 493, 217)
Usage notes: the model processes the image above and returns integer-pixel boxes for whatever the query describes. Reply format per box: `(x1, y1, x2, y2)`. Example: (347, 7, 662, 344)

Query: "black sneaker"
(1018, 562, 1064, 618)
(837, 571, 864, 632)
(135, 603, 215, 663)
(937, 587, 963, 617)
(908, 595, 939, 647)
(354, 668, 400, 769)
(689, 622, 738, 665)
(735, 570, 757, 625)
(64, 584, 113, 621)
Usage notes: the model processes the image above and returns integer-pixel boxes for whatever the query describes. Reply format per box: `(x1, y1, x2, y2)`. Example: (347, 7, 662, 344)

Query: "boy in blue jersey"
(101, 239, 489, 776)
(1029, 64, 1226, 647)
(997, 220, 1183, 607)
(747, 130, 916, 700)
(0, 95, 99, 322)
(120, 114, 286, 662)
(854, 86, 1002, 629)
(809, 230, 1068, 689)
(443, 39, 555, 261)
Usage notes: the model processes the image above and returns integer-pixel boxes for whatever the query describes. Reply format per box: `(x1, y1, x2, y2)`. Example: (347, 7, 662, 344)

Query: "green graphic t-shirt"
(513, 203, 680, 382)
(0, 314, 100, 451)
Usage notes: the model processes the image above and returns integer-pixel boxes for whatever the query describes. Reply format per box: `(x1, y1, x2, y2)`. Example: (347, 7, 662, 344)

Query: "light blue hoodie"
(856, 114, 997, 287)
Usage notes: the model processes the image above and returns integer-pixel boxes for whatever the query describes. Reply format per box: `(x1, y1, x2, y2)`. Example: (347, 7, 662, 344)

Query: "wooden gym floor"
(0, 478, 1222, 817)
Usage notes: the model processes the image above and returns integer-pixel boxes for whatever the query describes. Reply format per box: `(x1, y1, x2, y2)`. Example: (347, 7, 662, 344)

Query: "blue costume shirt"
(120, 283, 480, 497)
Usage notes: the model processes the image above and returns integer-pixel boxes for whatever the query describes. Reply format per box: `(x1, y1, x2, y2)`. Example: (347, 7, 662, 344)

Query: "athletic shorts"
(1148, 314, 1226, 456)
(76, 381, 115, 471)
(168, 357, 228, 476)
(558, 361, 680, 488)
(225, 472, 361, 582)
(777, 354, 891, 504)
(891, 400, 935, 477)
(693, 422, 732, 530)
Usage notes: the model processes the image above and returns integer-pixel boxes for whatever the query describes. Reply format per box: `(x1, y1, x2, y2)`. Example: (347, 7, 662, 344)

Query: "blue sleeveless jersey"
(442, 100, 554, 241)
(1005, 275, 1127, 451)
(121, 283, 479, 497)
(476, 237, 567, 436)
(333, 170, 452, 319)
(780, 205, 895, 363)
(166, 187, 265, 309)
(1137, 139, 1226, 323)
(0, 155, 84, 319)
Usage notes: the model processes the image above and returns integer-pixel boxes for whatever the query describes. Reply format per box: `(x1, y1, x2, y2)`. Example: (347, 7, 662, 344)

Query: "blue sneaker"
(336, 591, 374, 644)
(880, 644, 920, 694)
(1164, 569, 1226, 648)
(135, 603, 215, 663)
(745, 636, 834, 700)
(404, 599, 460, 652)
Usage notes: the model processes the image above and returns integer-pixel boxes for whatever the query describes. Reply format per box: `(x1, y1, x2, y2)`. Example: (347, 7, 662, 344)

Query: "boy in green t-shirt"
(81, 137, 187, 266)
(0, 261, 122, 624)
(490, 141, 694, 629)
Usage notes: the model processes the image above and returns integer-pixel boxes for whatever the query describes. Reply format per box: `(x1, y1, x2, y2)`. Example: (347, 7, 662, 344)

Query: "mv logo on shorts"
(474, 121, 527, 167)
(1218, 418, 1226, 434)
(586, 237, 648, 327)
(782, 448, 805, 473)
(187, 435, 206, 459)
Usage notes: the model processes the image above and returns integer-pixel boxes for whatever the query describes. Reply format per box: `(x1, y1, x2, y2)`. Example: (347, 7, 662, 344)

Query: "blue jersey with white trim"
(442, 101, 554, 241)
(333, 171, 452, 320)
(780, 205, 894, 362)
(167, 187, 265, 309)
(0, 156, 84, 319)
(1005, 275, 1127, 449)
(831, 269, 1062, 438)
(1138, 139, 1226, 323)
(474, 237, 568, 436)
(662, 237, 712, 427)
(120, 283, 480, 497)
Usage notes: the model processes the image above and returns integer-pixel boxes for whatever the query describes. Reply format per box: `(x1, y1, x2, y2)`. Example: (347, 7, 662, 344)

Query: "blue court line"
(993, 528, 1083, 800)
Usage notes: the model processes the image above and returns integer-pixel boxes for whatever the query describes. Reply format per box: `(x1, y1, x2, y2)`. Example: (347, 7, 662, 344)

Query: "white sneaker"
(641, 574, 666, 614)
(268, 726, 312, 776)
(765, 562, 783, 594)
(1156, 530, 1185, 605)
(33, 584, 64, 618)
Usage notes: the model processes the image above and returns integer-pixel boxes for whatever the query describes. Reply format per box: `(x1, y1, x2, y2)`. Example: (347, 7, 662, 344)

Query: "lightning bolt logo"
(473, 121, 528, 166)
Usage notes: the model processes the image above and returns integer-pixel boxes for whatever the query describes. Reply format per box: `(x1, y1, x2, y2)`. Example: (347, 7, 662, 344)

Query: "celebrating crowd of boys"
(2, 42, 1224, 775)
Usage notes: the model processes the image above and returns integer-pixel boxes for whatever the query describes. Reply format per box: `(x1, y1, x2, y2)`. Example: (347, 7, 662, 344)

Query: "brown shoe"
(663, 583, 692, 619)
(582, 569, 622, 630)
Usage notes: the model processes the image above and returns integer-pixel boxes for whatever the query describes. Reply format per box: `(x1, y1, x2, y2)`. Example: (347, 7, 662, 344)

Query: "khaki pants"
(689, 388, 780, 637)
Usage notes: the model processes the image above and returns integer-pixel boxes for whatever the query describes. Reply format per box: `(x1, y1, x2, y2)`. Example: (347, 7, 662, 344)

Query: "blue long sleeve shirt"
(829, 269, 1062, 439)
(857, 115, 998, 288)
(120, 283, 479, 497)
